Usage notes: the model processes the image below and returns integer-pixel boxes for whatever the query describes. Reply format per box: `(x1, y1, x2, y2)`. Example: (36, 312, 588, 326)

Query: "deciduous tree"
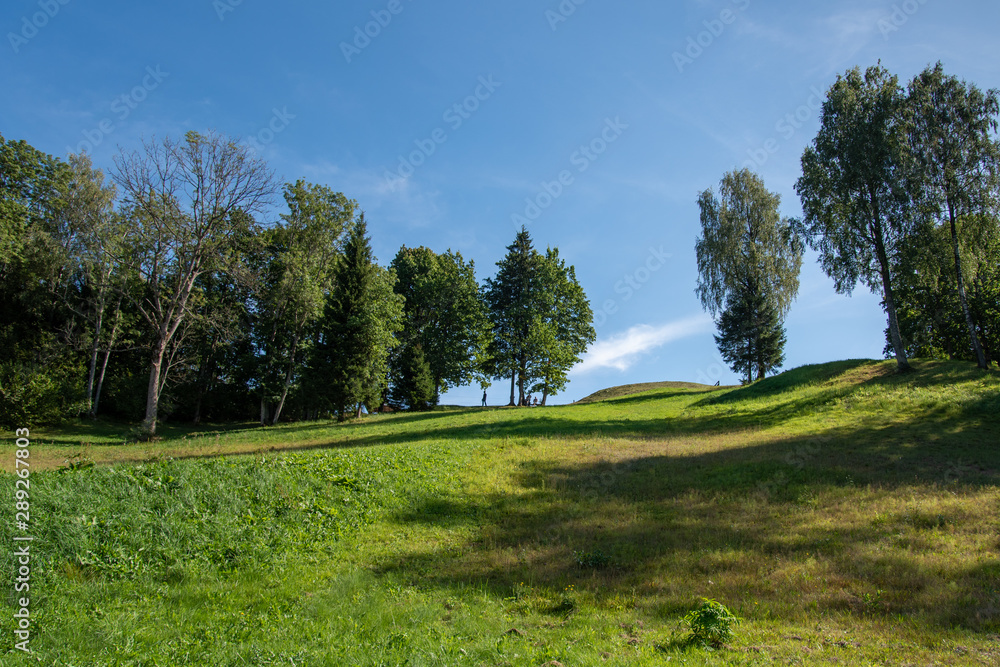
(390, 246, 490, 402)
(796, 65, 918, 371)
(113, 131, 276, 436)
(696, 169, 801, 380)
(907, 62, 1000, 369)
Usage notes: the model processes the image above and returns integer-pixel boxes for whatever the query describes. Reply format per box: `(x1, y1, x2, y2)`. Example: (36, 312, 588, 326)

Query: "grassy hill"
(3, 359, 999, 665)
(574, 380, 726, 404)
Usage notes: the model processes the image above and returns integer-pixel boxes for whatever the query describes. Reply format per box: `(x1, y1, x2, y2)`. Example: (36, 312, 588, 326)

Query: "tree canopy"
(796, 64, 918, 371)
(696, 169, 801, 381)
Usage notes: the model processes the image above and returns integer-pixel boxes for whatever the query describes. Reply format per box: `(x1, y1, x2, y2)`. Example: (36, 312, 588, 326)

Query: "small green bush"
(682, 598, 740, 648)
(573, 549, 611, 569)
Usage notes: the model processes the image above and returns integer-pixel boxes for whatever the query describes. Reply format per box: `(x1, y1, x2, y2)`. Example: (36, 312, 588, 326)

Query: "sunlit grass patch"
(2, 359, 999, 664)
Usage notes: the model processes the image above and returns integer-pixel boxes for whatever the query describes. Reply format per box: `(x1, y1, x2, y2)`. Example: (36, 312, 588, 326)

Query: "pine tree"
(307, 215, 403, 420)
(484, 227, 541, 406)
(714, 279, 786, 383)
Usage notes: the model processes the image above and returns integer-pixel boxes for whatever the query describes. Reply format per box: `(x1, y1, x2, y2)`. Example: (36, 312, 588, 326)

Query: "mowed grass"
(2, 358, 999, 665)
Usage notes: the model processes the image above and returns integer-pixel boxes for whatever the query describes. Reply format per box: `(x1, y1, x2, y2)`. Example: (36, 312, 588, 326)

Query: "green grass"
(2, 358, 999, 665)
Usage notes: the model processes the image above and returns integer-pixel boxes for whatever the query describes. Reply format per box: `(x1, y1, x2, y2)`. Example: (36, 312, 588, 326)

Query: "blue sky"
(3, 0, 998, 405)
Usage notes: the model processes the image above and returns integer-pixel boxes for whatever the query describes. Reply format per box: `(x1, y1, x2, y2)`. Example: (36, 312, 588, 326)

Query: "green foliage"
(484, 227, 542, 404)
(390, 245, 490, 399)
(113, 130, 277, 434)
(695, 169, 798, 383)
(308, 216, 403, 419)
(796, 64, 918, 369)
(253, 180, 356, 423)
(0, 355, 86, 427)
(714, 277, 787, 383)
(572, 549, 611, 569)
(891, 215, 1000, 364)
(526, 247, 595, 403)
(682, 598, 740, 648)
(485, 228, 594, 405)
(389, 343, 438, 411)
(695, 168, 803, 318)
(0, 134, 86, 425)
(905, 62, 1000, 369)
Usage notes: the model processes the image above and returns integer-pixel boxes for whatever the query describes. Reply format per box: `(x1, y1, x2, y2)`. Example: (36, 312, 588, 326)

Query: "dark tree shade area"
(0, 133, 595, 430)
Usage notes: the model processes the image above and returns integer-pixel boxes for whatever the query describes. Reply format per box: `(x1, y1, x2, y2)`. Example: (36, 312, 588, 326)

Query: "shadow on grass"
(376, 413, 1000, 631)
(695, 359, 881, 407)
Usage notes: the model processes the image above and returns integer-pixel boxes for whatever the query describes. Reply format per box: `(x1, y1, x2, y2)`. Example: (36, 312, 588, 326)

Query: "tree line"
(0, 130, 595, 435)
(696, 62, 999, 382)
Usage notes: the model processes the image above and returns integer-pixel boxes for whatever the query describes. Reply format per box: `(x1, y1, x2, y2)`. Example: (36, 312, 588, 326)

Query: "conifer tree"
(714, 279, 786, 383)
(308, 215, 403, 420)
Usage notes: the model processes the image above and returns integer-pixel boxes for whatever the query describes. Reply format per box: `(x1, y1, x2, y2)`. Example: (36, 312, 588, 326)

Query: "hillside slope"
(574, 380, 726, 404)
(4, 358, 1000, 665)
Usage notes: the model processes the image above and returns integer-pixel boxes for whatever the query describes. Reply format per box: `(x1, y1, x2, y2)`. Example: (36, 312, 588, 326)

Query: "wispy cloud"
(574, 314, 714, 374)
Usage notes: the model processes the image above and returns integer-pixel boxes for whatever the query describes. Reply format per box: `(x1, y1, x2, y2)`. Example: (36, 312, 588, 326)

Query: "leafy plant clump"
(573, 549, 612, 569)
(682, 598, 740, 648)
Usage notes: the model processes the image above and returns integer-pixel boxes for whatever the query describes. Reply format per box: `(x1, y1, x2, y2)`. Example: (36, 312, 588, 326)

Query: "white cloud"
(574, 314, 714, 374)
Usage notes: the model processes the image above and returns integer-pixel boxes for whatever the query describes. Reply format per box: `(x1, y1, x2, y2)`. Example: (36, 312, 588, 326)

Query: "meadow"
(2, 358, 999, 665)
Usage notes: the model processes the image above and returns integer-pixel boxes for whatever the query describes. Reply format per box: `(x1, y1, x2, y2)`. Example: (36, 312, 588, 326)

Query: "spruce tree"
(308, 215, 403, 420)
(714, 279, 786, 383)
(484, 227, 541, 406)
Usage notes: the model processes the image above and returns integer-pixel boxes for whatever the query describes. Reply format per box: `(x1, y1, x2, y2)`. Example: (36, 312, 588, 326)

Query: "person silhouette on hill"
(482, 391, 487, 407)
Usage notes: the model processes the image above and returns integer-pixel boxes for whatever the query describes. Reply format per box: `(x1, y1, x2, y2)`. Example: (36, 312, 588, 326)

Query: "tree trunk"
(869, 212, 910, 372)
(876, 251, 910, 372)
(93, 348, 111, 418)
(947, 203, 988, 369)
(508, 373, 516, 406)
(260, 397, 269, 425)
(142, 339, 167, 436)
(517, 357, 526, 406)
(271, 335, 299, 425)
(92, 295, 124, 419)
(85, 308, 102, 418)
